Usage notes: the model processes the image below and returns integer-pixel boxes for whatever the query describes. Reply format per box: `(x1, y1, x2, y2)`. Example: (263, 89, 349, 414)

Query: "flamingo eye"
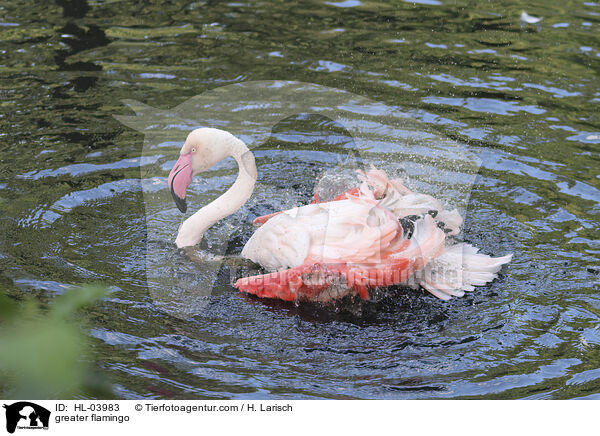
(191, 147, 196, 153)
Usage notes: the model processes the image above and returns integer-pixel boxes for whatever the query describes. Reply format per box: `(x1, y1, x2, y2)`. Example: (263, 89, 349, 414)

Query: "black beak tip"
(169, 177, 187, 213)
(174, 195, 187, 213)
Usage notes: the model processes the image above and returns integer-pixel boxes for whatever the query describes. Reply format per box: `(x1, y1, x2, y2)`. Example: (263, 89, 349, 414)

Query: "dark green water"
(1, 0, 599, 399)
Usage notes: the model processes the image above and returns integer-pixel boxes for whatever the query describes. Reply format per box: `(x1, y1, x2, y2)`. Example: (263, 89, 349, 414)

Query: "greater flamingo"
(168, 128, 512, 302)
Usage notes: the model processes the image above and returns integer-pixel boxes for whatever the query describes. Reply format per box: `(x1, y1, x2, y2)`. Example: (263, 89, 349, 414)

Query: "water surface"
(0, 0, 599, 399)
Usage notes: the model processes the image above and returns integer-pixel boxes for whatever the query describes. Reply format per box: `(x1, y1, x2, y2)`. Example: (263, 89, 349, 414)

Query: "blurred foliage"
(0, 285, 112, 399)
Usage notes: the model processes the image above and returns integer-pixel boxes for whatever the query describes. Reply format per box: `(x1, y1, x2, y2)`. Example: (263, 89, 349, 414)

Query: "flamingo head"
(168, 128, 238, 213)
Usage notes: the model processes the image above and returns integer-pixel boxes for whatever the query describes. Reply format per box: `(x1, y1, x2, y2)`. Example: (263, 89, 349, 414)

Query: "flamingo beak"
(168, 153, 193, 213)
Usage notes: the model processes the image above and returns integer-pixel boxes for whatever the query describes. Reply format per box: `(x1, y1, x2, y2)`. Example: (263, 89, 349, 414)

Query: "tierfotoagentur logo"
(3, 402, 50, 434)
(115, 80, 483, 318)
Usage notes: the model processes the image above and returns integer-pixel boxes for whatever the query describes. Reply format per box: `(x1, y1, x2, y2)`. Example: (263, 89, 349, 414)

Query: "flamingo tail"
(417, 243, 513, 300)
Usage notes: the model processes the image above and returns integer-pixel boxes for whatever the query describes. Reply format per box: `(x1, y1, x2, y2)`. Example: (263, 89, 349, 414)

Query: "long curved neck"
(175, 139, 256, 248)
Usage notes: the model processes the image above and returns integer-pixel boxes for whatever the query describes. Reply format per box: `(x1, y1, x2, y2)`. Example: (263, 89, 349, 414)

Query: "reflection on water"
(0, 0, 598, 399)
